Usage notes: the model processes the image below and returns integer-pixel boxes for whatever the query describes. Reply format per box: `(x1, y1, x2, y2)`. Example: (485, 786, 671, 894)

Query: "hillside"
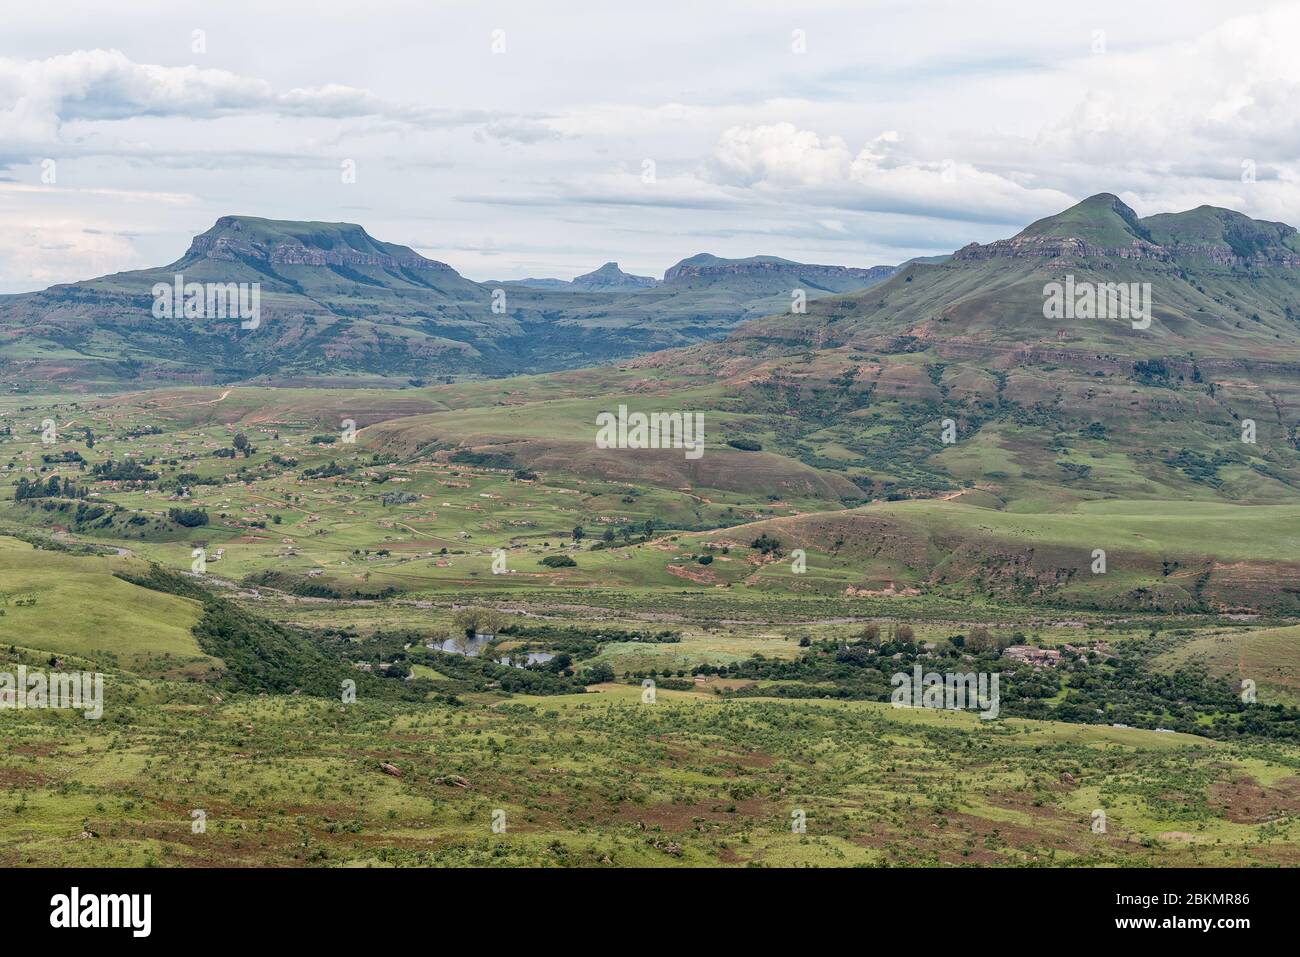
(276, 193, 1300, 611)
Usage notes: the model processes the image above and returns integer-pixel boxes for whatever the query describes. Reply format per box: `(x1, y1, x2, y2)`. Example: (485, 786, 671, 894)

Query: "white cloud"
(0, 48, 496, 164)
(705, 122, 1072, 224)
(710, 123, 852, 187)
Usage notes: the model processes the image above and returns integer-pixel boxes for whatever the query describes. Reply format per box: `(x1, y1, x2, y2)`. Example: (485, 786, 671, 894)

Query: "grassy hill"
(1155, 624, 1300, 705)
(0, 537, 214, 677)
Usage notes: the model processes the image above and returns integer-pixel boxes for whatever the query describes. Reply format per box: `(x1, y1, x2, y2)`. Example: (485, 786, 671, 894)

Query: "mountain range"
(0, 217, 897, 389)
(4, 191, 1300, 402)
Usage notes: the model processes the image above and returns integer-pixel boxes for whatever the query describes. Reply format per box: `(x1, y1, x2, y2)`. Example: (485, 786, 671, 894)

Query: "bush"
(726, 438, 763, 451)
(539, 555, 576, 568)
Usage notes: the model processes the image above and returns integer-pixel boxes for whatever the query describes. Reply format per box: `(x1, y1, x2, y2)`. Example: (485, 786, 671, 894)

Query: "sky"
(1, 0, 1299, 293)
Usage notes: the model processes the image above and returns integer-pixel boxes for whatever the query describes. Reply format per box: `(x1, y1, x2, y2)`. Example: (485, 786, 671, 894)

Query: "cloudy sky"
(1, 0, 1298, 293)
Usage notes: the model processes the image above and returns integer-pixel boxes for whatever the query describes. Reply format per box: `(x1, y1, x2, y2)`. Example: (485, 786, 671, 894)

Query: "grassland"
(0, 370, 1296, 867)
(5, 675, 1300, 867)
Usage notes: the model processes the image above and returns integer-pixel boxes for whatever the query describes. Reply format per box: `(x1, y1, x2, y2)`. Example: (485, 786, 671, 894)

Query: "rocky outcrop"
(952, 235, 1171, 263)
(185, 234, 458, 273)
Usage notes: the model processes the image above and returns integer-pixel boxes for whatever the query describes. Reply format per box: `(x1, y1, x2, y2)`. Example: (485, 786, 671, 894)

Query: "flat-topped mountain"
(182, 216, 448, 270)
(162, 216, 483, 296)
(663, 253, 898, 291)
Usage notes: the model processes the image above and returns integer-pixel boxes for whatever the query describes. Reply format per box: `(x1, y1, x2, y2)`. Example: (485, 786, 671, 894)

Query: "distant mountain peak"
(1015, 192, 1151, 245)
(955, 193, 1300, 266)
(572, 262, 658, 289)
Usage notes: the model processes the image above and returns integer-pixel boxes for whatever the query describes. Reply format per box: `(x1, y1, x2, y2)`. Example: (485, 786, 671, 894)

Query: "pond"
(428, 636, 554, 669)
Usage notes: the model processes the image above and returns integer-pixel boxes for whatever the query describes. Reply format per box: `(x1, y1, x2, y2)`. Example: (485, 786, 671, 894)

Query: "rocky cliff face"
(1161, 243, 1300, 268)
(952, 235, 1172, 263)
(952, 233, 1300, 267)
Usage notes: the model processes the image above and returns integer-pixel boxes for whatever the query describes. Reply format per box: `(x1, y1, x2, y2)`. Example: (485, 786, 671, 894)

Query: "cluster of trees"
(14, 475, 86, 501)
(91, 459, 158, 482)
(448, 449, 514, 470)
(40, 450, 85, 465)
(167, 506, 210, 527)
(589, 519, 657, 548)
(301, 461, 350, 479)
(702, 625, 1300, 741)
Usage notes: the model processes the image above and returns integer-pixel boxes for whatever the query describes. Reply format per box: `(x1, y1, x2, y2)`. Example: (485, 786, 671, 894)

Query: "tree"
(896, 624, 915, 643)
(966, 626, 994, 653)
(451, 607, 505, 638)
(232, 433, 249, 457)
(572, 525, 585, 542)
(583, 662, 615, 684)
(860, 622, 881, 645)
